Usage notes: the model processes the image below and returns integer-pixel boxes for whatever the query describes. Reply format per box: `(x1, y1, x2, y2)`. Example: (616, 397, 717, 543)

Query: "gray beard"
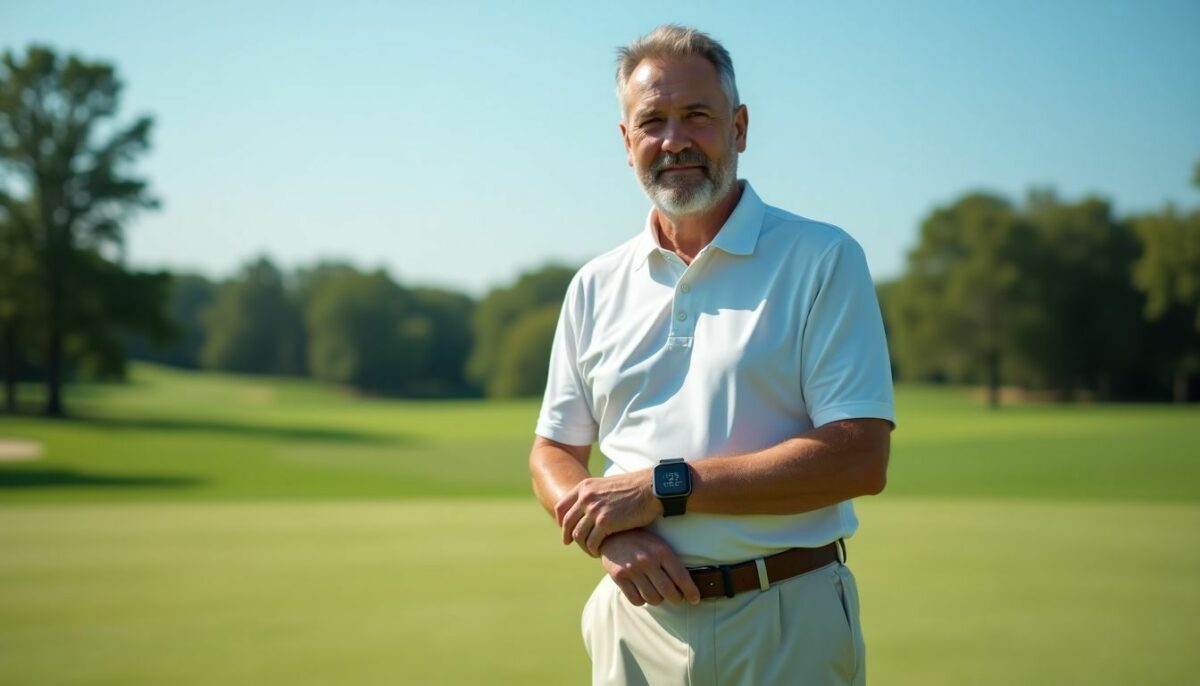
(638, 150, 737, 217)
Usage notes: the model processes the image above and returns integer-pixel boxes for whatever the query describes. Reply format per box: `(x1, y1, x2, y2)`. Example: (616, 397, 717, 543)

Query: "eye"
(687, 112, 711, 121)
(639, 117, 662, 128)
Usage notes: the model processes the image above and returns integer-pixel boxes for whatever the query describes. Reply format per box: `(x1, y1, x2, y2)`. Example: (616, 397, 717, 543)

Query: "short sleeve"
(534, 276, 600, 445)
(800, 239, 897, 429)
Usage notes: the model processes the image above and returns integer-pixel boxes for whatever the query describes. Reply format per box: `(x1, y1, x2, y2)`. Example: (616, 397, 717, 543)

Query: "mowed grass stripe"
(1, 499, 1197, 686)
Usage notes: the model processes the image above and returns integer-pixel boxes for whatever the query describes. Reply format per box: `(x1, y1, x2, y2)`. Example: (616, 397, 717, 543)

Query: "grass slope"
(1, 364, 1198, 503)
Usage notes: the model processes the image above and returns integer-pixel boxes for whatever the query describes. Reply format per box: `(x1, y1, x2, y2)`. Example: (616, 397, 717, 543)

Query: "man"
(529, 24, 895, 686)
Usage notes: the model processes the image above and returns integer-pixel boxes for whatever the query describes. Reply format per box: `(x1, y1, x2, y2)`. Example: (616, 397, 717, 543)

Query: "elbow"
(858, 449, 889, 497)
(862, 470, 887, 496)
(830, 418, 891, 499)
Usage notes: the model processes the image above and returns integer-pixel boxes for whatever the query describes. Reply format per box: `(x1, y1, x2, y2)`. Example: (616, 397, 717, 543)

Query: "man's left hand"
(555, 471, 661, 557)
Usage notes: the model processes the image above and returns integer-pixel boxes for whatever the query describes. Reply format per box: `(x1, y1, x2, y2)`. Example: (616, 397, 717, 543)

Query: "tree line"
(2, 45, 1197, 416)
(122, 172, 1198, 410)
(881, 174, 1200, 406)
(120, 258, 572, 401)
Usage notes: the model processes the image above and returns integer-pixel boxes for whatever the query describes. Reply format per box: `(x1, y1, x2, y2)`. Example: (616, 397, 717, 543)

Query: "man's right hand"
(598, 529, 701, 607)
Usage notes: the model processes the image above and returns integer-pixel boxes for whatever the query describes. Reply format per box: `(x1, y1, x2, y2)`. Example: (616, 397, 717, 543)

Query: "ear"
(620, 121, 633, 167)
(733, 104, 749, 154)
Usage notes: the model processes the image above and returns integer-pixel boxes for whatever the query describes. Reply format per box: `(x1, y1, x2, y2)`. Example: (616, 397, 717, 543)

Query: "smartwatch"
(652, 458, 693, 517)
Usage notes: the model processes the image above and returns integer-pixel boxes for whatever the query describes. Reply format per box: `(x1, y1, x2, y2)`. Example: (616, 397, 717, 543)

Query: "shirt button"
(680, 283, 692, 294)
(677, 311, 688, 321)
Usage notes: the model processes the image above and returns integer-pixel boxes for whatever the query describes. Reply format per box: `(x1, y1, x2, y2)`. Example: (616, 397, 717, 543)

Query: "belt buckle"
(689, 564, 736, 599)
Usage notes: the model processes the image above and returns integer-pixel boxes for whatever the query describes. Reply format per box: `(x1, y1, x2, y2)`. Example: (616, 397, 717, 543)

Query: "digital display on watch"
(654, 462, 691, 497)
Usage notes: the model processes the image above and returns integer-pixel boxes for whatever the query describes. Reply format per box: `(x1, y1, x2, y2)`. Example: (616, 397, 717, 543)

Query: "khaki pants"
(582, 561, 866, 686)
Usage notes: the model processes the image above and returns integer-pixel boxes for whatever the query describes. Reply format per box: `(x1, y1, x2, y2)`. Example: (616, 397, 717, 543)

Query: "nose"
(661, 118, 691, 154)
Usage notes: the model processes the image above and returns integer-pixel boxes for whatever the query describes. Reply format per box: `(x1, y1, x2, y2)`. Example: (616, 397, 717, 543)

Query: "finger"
(631, 575, 664, 606)
(576, 540, 600, 558)
(645, 566, 685, 604)
(584, 520, 608, 556)
(554, 491, 578, 528)
(571, 516, 594, 550)
(613, 579, 645, 606)
(660, 555, 701, 604)
(561, 504, 583, 545)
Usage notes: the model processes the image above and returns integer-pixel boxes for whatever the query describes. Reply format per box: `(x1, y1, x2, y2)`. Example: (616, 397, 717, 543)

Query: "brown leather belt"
(689, 541, 843, 600)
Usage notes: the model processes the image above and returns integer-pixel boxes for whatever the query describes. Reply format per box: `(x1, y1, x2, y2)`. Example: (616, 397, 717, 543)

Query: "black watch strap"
(661, 496, 687, 517)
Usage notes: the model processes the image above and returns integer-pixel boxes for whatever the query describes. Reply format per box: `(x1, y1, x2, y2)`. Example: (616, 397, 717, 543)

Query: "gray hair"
(615, 25, 740, 117)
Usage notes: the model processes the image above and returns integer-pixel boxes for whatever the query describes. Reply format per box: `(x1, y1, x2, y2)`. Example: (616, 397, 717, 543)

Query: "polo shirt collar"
(633, 180, 766, 270)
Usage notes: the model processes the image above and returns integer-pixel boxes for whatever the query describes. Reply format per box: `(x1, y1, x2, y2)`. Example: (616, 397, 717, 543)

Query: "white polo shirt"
(535, 181, 896, 566)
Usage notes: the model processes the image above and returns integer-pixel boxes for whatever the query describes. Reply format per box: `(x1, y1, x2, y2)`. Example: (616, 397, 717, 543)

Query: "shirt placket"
(665, 252, 705, 351)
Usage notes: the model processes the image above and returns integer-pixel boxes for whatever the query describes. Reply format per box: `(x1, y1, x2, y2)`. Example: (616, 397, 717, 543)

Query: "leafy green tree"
(0, 46, 167, 416)
(467, 264, 575, 398)
(296, 263, 476, 395)
(72, 252, 173, 379)
(0, 197, 39, 411)
(201, 257, 304, 375)
(1019, 192, 1144, 400)
(410, 287, 475, 395)
(294, 261, 361, 313)
(303, 267, 432, 393)
(1132, 203, 1200, 401)
(873, 279, 901, 382)
(126, 273, 216, 369)
(295, 262, 480, 395)
(887, 193, 1031, 407)
(490, 305, 560, 398)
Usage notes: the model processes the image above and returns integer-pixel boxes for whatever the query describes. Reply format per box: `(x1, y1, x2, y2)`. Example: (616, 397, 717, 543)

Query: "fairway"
(2, 500, 1198, 685)
(2, 364, 1199, 684)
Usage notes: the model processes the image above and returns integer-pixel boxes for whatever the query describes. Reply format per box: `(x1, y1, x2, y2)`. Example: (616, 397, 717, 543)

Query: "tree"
(0, 46, 167, 416)
(410, 287, 475, 395)
(1132, 205, 1200, 401)
(1019, 192, 1145, 400)
(490, 304, 560, 398)
(0, 196, 39, 412)
(201, 257, 304, 376)
(125, 273, 216, 369)
(873, 279, 901, 382)
(466, 264, 575, 398)
(1130, 161, 1200, 402)
(302, 267, 432, 393)
(887, 193, 1031, 407)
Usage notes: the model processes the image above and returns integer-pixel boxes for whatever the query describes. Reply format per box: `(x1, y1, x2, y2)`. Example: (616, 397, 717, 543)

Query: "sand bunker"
(0, 439, 43, 462)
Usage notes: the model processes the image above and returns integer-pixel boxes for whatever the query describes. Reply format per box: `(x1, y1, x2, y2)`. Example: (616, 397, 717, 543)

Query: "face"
(620, 56, 748, 217)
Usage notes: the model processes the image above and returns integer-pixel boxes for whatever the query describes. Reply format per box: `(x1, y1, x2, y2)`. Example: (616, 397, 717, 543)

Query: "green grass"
(2, 365, 1198, 504)
(2, 500, 1196, 685)
(0, 365, 543, 501)
(1, 364, 1199, 684)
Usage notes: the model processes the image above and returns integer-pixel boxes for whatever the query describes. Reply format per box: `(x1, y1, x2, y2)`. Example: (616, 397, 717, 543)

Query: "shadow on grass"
(0, 467, 204, 490)
(73, 416, 411, 445)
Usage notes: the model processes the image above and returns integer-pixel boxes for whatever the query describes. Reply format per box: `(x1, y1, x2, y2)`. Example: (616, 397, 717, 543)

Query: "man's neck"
(653, 182, 743, 265)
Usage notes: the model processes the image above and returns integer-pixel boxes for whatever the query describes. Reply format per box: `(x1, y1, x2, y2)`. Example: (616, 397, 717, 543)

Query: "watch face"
(655, 462, 691, 497)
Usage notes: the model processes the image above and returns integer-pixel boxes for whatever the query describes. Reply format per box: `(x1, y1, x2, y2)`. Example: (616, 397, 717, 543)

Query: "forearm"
(554, 418, 890, 556)
(688, 419, 891, 515)
(529, 436, 592, 517)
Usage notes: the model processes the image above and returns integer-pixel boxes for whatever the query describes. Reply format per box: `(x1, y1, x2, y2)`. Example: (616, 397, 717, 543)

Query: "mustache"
(650, 151, 711, 176)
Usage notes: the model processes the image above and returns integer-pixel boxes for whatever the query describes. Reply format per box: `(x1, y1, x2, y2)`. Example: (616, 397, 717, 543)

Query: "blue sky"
(3, 0, 1198, 294)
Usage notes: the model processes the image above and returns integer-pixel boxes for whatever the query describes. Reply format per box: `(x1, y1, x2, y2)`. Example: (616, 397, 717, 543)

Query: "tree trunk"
(1174, 367, 1189, 403)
